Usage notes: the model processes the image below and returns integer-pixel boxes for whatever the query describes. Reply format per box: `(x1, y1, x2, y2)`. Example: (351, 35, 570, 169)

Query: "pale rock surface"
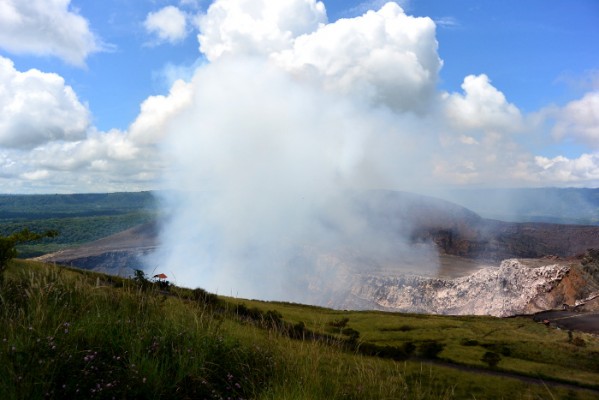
(337, 259, 596, 317)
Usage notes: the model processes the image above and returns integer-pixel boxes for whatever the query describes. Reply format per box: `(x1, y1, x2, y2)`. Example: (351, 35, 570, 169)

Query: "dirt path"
(533, 310, 599, 333)
(423, 359, 599, 396)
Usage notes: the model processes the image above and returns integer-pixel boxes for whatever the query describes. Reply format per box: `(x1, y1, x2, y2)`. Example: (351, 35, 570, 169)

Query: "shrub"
(235, 304, 263, 321)
(380, 324, 414, 332)
(482, 351, 501, 368)
(482, 342, 511, 356)
(460, 338, 479, 346)
(357, 343, 412, 361)
(341, 327, 360, 345)
(328, 317, 350, 328)
(191, 287, 220, 306)
(264, 310, 284, 329)
(417, 340, 445, 359)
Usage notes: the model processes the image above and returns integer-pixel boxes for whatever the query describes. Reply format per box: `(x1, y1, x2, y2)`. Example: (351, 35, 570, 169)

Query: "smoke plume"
(147, 1, 510, 302)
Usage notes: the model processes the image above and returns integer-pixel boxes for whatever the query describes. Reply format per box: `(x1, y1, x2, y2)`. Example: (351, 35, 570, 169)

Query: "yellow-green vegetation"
(238, 299, 599, 387)
(1, 260, 598, 399)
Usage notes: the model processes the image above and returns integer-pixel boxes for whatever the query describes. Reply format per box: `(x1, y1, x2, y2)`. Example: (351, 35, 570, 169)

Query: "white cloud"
(144, 6, 189, 44)
(179, 0, 201, 8)
(21, 169, 50, 181)
(153, 58, 204, 90)
(129, 79, 194, 144)
(444, 74, 523, 132)
(0, 56, 168, 193)
(272, 2, 441, 113)
(552, 91, 599, 147)
(197, 0, 327, 61)
(199, 1, 441, 113)
(3, 0, 598, 195)
(0, 125, 164, 193)
(434, 16, 459, 29)
(459, 135, 478, 145)
(344, 0, 409, 17)
(534, 153, 599, 183)
(0, 56, 90, 149)
(0, 0, 104, 65)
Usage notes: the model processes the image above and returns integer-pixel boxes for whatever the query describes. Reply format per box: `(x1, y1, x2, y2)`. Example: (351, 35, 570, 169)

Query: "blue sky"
(0, 0, 598, 193)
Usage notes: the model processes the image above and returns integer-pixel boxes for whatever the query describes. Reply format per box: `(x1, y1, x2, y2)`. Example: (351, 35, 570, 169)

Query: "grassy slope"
(1, 260, 598, 399)
(236, 300, 599, 386)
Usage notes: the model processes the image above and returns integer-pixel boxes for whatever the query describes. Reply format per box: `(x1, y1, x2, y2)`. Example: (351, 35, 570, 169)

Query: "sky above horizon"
(0, 0, 598, 194)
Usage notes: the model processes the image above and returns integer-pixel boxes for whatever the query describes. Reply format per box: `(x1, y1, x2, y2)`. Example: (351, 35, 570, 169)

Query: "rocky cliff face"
(46, 250, 153, 276)
(331, 259, 598, 317)
(32, 222, 157, 276)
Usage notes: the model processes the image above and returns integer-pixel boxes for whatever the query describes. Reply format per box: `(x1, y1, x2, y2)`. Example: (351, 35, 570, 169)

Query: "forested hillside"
(0, 192, 158, 257)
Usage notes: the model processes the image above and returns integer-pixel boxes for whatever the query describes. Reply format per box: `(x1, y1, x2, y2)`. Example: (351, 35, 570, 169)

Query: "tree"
(132, 269, 151, 290)
(0, 229, 59, 278)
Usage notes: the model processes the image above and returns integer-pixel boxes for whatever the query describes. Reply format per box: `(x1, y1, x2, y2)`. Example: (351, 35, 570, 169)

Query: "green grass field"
(1, 260, 598, 399)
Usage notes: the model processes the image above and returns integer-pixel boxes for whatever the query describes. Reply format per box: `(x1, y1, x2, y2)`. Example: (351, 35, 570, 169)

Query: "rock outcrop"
(335, 259, 599, 317)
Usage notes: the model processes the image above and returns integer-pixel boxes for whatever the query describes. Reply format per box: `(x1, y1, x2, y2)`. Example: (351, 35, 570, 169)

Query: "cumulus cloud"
(272, 2, 441, 113)
(344, 0, 408, 17)
(129, 79, 194, 144)
(0, 56, 166, 193)
(144, 6, 189, 44)
(0, 0, 104, 65)
(534, 153, 599, 183)
(0, 56, 90, 149)
(444, 74, 523, 132)
(552, 91, 599, 148)
(196, 0, 327, 61)
(197, 1, 440, 113)
(0, 125, 164, 193)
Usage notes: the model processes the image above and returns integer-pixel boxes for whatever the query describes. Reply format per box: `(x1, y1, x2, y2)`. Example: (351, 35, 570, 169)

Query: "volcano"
(33, 190, 599, 317)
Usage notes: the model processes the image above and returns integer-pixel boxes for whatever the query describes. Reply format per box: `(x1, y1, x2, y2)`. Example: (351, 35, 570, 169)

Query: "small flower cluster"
(199, 372, 247, 400)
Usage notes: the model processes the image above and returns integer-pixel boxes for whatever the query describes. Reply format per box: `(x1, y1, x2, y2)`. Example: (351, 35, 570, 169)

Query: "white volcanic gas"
(146, 1, 561, 301)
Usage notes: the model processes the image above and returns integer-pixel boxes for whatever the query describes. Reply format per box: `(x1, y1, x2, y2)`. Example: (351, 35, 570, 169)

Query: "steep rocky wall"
(47, 250, 152, 277)
(339, 259, 598, 317)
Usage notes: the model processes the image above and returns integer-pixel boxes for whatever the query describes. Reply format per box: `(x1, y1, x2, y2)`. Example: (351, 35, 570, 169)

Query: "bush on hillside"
(482, 351, 502, 368)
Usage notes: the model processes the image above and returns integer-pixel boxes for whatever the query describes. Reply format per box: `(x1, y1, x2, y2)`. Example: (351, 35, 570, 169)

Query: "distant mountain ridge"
(443, 187, 599, 225)
(0, 191, 156, 220)
(4, 187, 599, 224)
(32, 190, 599, 274)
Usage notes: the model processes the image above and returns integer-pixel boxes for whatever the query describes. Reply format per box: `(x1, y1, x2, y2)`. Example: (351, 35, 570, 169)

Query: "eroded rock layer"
(336, 259, 599, 317)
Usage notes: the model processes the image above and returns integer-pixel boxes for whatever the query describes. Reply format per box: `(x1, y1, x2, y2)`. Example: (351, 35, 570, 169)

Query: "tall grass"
(0, 263, 273, 399)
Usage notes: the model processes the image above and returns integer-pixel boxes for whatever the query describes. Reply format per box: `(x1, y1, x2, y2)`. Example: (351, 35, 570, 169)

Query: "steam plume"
(148, 1, 458, 302)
